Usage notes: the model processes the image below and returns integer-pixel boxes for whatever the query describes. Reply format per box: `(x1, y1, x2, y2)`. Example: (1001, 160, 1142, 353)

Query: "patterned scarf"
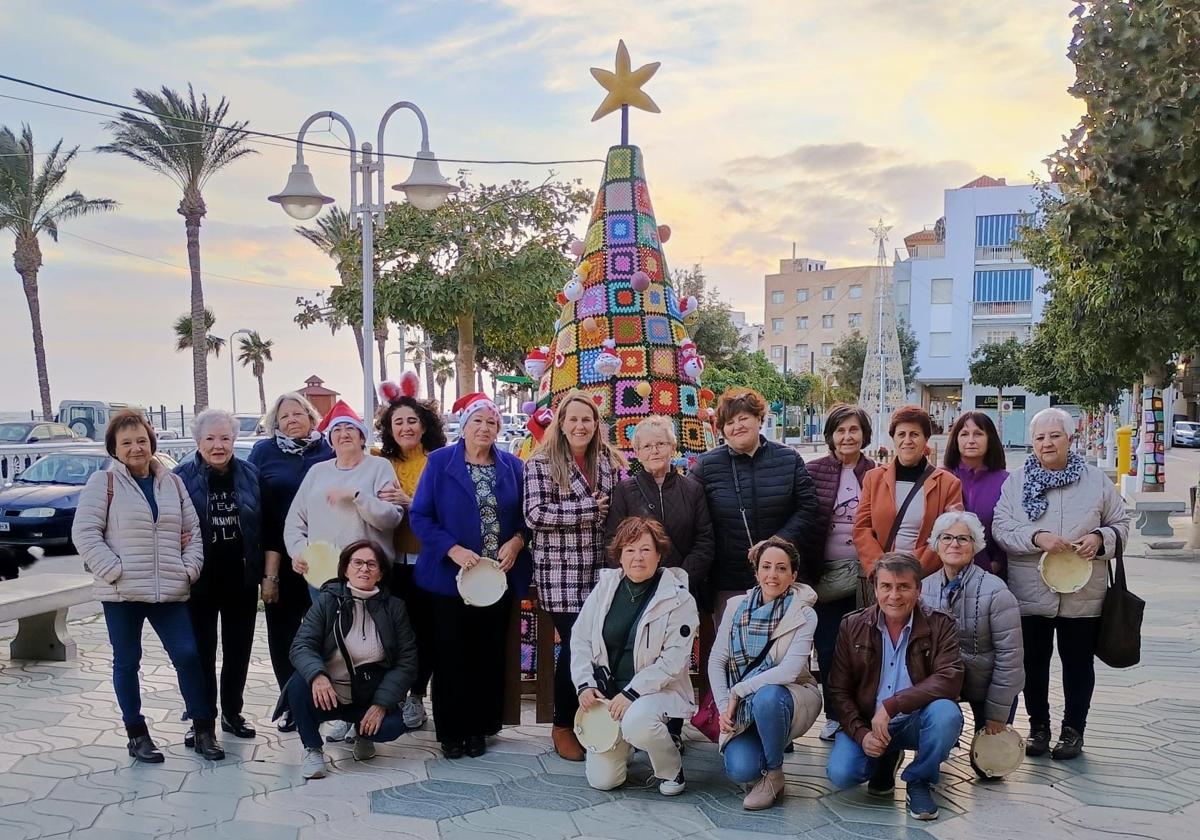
(1021, 450, 1085, 521)
(725, 587, 793, 727)
(274, 429, 323, 457)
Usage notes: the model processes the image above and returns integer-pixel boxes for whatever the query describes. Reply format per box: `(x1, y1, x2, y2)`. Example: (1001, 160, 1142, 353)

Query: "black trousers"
(1021, 615, 1101, 733)
(188, 578, 258, 719)
(814, 595, 857, 722)
(549, 611, 579, 728)
(264, 579, 312, 691)
(430, 591, 511, 743)
(392, 564, 435, 696)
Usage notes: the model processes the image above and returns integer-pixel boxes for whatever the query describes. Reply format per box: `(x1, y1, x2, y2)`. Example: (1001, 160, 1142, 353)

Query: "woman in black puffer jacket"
(690, 389, 818, 627)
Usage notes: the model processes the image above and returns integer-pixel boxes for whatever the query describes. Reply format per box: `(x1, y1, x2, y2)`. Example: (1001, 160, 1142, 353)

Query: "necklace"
(622, 578, 652, 603)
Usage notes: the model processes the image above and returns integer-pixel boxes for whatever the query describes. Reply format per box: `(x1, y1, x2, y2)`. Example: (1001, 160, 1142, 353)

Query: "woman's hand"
(377, 482, 411, 507)
(448, 545, 481, 570)
(1033, 531, 1074, 555)
(497, 535, 523, 572)
(181, 532, 193, 550)
(719, 696, 738, 734)
(984, 719, 1007, 735)
(607, 693, 633, 722)
(578, 687, 604, 711)
(595, 493, 610, 519)
(292, 555, 309, 575)
(358, 704, 387, 736)
(260, 578, 279, 605)
(1072, 532, 1103, 561)
(326, 487, 356, 506)
(311, 675, 339, 711)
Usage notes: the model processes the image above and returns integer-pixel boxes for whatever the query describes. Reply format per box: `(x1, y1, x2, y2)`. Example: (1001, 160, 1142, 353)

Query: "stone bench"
(0, 574, 93, 661)
(1130, 493, 1188, 538)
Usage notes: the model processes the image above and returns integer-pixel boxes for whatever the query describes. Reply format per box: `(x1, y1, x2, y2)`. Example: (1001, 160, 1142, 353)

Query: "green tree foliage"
(174, 307, 224, 357)
(236, 331, 274, 414)
(705, 350, 802, 405)
(969, 337, 1026, 440)
(830, 324, 920, 400)
(672, 263, 741, 369)
(1019, 1, 1200, 389)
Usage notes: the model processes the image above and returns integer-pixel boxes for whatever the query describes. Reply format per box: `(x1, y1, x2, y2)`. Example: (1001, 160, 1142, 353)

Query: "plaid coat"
(524, 453, 619, 614)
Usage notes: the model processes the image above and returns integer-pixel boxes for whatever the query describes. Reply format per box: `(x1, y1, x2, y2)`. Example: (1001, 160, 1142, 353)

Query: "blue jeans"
(102, 601, 212, 726)
(723, 684, 795, 782)
(826, 698, 963, 788)
(285, 674, 408, 750)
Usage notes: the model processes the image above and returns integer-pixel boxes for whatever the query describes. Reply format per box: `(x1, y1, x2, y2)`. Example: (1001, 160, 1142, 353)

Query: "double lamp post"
(268, 102, 458, 422)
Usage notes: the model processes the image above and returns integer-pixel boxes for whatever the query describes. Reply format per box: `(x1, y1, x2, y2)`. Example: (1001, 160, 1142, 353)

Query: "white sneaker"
(659, 770, 686, 796)
(402, 695, 428, 729)
(325, 720, 355, 743)
(353, 737, 376, 761)
(819, 719, 841, 742)
(302, 747, 327, 779)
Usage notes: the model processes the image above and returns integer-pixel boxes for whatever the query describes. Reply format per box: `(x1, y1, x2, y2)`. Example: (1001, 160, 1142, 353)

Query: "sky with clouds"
(0, 0, 1080, 415)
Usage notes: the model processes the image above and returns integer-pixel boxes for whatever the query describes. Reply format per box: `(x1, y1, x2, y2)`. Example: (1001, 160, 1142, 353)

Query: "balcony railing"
(894, 243, 945, 262)
(975, 245, 1026, 263)
(973, 300, 1032, 317)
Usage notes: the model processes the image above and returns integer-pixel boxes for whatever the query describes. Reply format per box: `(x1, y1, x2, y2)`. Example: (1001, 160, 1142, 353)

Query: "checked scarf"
(1021, 451, 1085, 521)
(725, 587, 793, 728)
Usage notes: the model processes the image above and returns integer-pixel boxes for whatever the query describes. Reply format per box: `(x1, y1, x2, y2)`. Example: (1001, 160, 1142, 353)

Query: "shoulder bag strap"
(1107, 530, 1127, 592)
(729, 452, 756, 546)
(883, 465, 935, 552)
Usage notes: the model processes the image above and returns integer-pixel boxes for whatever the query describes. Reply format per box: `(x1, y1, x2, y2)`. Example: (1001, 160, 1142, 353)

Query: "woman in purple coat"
(943, 411, 1009, 580)
(804, 404, 876, 742)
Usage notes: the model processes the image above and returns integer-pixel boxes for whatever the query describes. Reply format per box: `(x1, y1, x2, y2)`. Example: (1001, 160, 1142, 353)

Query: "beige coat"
(992, 463, 1129, 618)
(708, 584, 823, 750)
(72, 459, 203, 603)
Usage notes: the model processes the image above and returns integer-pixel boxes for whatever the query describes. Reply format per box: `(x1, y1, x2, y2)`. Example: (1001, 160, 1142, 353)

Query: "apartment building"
(730, 310, 764, 353)
(894, 175, 1050, 444)
(763, 257, 885, 374)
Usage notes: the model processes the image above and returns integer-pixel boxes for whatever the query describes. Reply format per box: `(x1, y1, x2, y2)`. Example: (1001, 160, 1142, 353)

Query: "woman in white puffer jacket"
(72, 410, 222, 764)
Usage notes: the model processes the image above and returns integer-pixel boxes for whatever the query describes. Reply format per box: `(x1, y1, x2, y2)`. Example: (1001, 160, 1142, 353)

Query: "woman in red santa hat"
(410, 392, 532, 758)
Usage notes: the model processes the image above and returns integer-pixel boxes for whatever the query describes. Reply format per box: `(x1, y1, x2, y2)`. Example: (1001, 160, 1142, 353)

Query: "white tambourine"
(456, 559, 508, 607)
(301, 540, 340, 588)
(1039, 549, 1092, 594)
(970, 726, 1025, 778)
(574, 701, 621, 754)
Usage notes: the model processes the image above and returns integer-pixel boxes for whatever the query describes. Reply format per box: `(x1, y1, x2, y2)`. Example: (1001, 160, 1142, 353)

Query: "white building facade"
(894, 177, 1050, 445)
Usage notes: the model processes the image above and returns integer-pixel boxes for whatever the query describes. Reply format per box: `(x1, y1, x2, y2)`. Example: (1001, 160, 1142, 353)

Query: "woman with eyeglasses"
(801, 405, 876, 742)
(919, 511, 1022, 740)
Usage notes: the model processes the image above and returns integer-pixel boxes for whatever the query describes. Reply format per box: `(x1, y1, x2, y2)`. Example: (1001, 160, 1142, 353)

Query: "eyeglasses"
(833, 497, 860, 516)
(638, 441, 672, 451)
(937, 534, 975, 546)
(349, 559, 380, 571)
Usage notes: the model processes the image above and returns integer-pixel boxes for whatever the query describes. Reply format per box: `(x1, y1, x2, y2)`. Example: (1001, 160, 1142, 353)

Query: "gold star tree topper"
(590, 40, 661, 122)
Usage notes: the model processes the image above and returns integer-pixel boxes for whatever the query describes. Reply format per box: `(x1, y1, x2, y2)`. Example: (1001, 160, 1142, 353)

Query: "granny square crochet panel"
(535, 145, 717, 462)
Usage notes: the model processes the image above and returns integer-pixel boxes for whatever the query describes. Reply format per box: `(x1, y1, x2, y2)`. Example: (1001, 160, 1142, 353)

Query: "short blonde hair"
(263, 392, 322, 436)
(632, 415, 677, 449)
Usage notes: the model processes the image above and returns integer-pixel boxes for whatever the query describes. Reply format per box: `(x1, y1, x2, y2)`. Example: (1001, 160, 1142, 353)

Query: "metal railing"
(973, 300, 1032, 317)
(0, 439, 202, 482)
(975, 245, 1025, 262)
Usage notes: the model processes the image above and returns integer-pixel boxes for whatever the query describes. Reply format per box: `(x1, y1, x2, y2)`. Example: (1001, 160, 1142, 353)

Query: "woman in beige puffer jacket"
(72, 410, 223, 764)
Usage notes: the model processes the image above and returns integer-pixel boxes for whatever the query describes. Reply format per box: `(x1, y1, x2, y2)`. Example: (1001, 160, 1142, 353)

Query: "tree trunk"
(180, 192, 209, 412)
(438, 379, 447, 409)
(423, 334, 436, 399)
(996, 386, 1005, 445)
(1141, 366, 1166, 493)
(455, 314, 476, 399)
(14, 234, 53, 420)
(351, 323, 365, 372)
(256, 371, 267, 415)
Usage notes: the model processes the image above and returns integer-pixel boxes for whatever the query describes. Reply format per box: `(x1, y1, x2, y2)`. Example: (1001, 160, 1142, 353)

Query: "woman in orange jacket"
(853, 405, 963, 581)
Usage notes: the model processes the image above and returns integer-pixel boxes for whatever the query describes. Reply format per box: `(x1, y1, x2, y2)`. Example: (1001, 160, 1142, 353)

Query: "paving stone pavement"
(1, 537, 1195, 839)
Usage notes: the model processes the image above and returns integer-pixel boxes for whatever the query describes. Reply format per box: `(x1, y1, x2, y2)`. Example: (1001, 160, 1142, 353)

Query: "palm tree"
(98, 85, 255, 412)
(432, 355, 455, 410)
(237, 331, 274, 414)
(0, 125, 116, 419)
(406, 336, 437, 399)
(174, 307, 225, 358)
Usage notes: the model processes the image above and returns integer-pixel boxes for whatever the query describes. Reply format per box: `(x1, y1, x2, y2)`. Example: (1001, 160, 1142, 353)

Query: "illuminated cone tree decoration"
(529, 41, 718, 463)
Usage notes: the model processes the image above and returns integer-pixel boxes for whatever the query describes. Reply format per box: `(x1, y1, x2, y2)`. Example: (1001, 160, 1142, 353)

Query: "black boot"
(1026, 722, 1051, 757)
(126, 722, 164, 763)
(221, 714, 256, 739)
(192, 720, 226, 761)
(1050, 726, 1084, 760)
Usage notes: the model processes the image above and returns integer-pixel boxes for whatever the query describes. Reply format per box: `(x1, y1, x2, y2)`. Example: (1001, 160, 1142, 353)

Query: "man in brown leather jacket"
(825, 552, 964, 821)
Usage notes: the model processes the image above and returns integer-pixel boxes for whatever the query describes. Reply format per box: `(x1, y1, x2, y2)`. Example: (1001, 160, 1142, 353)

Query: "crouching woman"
(572, 517, 699, 796)
(708, 537, 823, 810)
(276, 540, 417, 779)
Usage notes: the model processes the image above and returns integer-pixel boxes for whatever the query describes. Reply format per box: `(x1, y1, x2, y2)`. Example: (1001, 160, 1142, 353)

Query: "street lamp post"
(268, 103, 457, 425)
(385, 350, 403, 380)
(229, 328, 253, 413)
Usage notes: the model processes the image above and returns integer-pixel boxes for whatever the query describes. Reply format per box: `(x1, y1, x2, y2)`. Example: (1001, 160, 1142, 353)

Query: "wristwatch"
(264, 575, 280, 583)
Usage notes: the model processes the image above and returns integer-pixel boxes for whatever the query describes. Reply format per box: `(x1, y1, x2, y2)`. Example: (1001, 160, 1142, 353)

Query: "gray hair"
(263, 392, 322, 436)
(192, 408, 238, 442)
(1029, 407, 1073, 438)
(870, 551, 922, 585)
(632, 415, 677, 449)
(928, 510, 986, 553)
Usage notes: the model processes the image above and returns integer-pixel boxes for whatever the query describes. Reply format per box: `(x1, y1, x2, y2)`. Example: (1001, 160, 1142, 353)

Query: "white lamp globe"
(393, 151, 457, 211)
(269, 163, 334, 220)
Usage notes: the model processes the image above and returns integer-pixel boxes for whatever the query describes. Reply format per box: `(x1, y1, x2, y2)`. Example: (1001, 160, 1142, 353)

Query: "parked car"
(172, 437, 261, 465)
(0, 448, 177, 549)
(234, 413, 265, 437)
(1174, 421, 1200, 448)
(55, 400, 145, 441)
(0, 422, 82, 445)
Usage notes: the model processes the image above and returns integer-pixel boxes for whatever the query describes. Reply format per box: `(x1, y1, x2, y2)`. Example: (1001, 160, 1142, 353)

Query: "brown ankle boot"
(552, 725, 585, 761)
(743, 768, 785, 811)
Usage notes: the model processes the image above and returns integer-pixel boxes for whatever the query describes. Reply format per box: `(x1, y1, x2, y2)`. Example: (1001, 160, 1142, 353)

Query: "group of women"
(71, 382, 1128, 807)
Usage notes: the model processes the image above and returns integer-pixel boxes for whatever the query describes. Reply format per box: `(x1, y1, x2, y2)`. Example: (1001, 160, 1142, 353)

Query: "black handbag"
(333, 600, 389, 706)
(1096, 532, 1144, 669)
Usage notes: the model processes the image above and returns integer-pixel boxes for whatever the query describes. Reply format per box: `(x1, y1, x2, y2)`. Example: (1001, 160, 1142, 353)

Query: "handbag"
(817, 558, 860, 602)
(692, 622, 775, 742)
(333, 599, 389, 706)
(1096, 532, 1144, 669)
